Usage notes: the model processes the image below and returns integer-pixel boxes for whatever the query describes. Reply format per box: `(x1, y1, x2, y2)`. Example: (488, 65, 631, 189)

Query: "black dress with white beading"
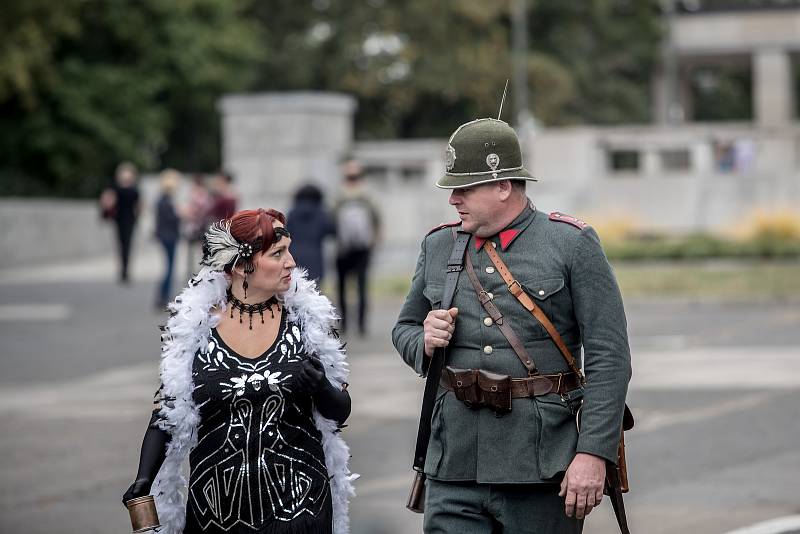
(182, 310, 332, 534)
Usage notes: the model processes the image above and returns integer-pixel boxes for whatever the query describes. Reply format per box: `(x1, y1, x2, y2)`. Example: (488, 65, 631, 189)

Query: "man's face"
(448, 183, 504, 237)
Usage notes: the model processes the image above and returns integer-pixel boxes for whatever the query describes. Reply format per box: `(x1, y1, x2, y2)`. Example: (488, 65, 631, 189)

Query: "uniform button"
(538, 290, 545, 296)
(234, 434, 240, 439)
(486, 266, 495, 274)
(483, 317, 493, 326)
(483, 345, 493, 355)
(491, 242, 497, 248)
(487, 292, 494, 300)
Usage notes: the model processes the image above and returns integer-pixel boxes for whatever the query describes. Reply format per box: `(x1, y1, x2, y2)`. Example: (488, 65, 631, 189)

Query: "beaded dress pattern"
(184, 314, 331, 533)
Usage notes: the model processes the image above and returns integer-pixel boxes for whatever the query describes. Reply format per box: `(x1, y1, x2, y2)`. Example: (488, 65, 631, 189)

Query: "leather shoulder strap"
(411, 230, 470, 471)
(463, 250, 538, 374)
(483, 242, 584, 382)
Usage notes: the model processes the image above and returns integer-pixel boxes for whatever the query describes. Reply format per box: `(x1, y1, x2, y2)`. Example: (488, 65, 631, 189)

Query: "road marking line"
(634, 392, 773, 433)
(0, 304, 70, 321)
(630, 347, 800, 390)
(725, 515, 800, 534)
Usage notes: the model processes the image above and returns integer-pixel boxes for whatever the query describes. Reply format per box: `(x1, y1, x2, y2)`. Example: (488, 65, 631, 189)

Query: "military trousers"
(424, 479, 583, 534)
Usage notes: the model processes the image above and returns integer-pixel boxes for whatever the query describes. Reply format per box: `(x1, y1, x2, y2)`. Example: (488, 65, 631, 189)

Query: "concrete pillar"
(643, 148, 660, 176)
(753, 48, 794, 127)
(692, 141, 714, 174)
(217, 92, 357, 212)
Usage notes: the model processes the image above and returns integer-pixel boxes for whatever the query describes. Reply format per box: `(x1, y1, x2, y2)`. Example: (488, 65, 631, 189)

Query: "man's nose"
(449, 191, 460, 205)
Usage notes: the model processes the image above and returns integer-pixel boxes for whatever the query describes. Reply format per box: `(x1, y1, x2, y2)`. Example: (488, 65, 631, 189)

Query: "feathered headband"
(200, 220, 290, 274)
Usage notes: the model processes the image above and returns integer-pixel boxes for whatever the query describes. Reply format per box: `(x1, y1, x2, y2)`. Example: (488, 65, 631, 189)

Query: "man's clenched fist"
(423, 307, 458, 357)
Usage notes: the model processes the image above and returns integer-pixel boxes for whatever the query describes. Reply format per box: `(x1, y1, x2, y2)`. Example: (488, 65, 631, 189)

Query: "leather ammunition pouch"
(446, 367, 480, 408)
(444, 367, 511, 415)
(443, 367, 581, 415)
(478, 369, 512, 415)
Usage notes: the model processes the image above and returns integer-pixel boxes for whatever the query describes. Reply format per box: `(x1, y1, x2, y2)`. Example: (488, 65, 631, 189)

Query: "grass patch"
(604, 234, 800, 261)
(367, 260, 800, 300)
(613, 260, 800, 299)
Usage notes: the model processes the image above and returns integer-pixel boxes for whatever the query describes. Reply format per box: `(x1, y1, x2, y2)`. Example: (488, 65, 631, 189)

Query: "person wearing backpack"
(334, 158, 381, 336)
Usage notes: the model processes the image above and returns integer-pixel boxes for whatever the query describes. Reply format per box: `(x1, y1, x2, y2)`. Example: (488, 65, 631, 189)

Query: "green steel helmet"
(436, 118, 537, 189)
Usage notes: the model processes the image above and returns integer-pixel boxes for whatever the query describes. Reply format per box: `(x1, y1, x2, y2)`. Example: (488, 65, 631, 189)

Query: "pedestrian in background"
(100, 161, 141, 284)
(334, 158, 380, 336)
(154, 169, 182, 310)
(209, 169, 238, 222)
(286, 183, 336, 285)
(183, 173, 213, 277)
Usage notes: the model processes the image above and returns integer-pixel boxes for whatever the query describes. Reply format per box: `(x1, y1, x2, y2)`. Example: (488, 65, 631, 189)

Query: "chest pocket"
(520, 277, 565, 340)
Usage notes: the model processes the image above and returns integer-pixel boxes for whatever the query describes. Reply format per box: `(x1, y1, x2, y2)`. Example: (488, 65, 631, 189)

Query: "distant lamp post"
(660, 0, 685, 124)
(511, 0, 537, 154)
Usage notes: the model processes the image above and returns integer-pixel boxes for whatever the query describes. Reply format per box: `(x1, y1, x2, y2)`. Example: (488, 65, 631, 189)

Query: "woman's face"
(246, 222, 296, 297)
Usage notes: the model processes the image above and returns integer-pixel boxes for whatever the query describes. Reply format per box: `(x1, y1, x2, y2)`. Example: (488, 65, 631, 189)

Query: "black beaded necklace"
(227, 289, 280, 330)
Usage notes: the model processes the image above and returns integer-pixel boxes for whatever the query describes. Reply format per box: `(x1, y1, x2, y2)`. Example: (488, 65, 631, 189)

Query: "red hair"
(228, 208, 286, 254)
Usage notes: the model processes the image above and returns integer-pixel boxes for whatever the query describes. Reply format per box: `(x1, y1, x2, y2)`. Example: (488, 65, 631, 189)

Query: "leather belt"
(440, 371, 581, 398)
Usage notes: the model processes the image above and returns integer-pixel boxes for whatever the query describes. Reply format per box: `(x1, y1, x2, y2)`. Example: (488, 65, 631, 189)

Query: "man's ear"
(496, 179, 513, 201)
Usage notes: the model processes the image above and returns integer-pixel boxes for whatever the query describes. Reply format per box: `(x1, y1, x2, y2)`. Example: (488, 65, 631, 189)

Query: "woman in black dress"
(123, 208, 354, 534)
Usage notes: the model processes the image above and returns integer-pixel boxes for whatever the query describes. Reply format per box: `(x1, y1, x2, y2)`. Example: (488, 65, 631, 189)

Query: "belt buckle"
(507, 280, 522, 296)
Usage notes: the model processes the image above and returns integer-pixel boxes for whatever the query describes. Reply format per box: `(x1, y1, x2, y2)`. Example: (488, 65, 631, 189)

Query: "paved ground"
(1, 250, 799, 534)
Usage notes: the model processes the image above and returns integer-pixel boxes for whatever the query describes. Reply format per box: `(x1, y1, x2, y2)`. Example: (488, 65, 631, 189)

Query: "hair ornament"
(201, 216, 288, 274)
(201, 220, 258, 274)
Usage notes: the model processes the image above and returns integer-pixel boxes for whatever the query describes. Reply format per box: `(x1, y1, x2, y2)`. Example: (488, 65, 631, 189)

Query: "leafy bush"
(605, 233, 800, 260)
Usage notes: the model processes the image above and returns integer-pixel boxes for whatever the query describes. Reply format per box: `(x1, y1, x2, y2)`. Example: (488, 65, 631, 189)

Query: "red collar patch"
(499, 229, 519, 249)
(474, 229, 521, 251)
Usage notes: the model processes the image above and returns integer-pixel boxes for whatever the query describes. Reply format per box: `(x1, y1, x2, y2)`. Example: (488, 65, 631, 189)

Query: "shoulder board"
(549, 212, 588, 230)
(426, 221, 460, 236)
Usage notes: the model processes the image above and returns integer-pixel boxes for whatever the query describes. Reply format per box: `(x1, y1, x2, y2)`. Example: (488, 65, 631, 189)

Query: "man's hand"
(559, 453, 606, 520)
(423, 307, 458, 357)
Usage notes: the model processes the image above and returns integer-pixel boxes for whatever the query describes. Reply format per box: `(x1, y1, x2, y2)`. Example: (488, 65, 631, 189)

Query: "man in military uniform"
(392, 118, 631, 533)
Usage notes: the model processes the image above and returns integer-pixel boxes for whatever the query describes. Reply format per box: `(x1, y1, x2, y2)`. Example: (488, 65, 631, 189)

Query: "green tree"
(1, 0, 664, 197)
(0, 0, 262, 197)
(247, 0, 662, 137)
(530, 0, 663, 125)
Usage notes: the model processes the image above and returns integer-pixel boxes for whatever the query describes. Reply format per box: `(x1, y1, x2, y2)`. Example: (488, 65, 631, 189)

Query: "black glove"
(296, 357, 352, 425)
(122, 412, 171, 505)
(123, 477, 152, 503)
(295, 357, 327, 395)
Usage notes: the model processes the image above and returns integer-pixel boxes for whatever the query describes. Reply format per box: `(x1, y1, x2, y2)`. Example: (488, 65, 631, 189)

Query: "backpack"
(337, 198, 374, 251)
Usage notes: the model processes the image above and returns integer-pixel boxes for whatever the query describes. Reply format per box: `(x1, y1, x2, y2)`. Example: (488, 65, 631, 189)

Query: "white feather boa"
(151, 267, 356, 533)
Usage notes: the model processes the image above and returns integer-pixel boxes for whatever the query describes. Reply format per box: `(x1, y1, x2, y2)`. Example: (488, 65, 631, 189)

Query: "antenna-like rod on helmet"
(497, 79, 509, 120)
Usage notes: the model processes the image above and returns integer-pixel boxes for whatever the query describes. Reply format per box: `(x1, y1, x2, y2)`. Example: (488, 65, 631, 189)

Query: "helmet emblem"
(486, 153, 500, 171)
(445, 144, 457, 171)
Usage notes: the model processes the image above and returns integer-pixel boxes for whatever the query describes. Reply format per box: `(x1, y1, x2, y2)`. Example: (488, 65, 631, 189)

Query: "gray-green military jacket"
(392, 204, 631, 484)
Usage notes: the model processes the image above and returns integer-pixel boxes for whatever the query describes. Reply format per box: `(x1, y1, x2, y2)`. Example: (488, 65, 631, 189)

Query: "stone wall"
(0, 199, 118, 268)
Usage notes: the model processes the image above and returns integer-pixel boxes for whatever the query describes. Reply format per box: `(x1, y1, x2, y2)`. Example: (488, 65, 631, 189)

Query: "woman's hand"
(122, 478, 152, 504)
(295, 357, 327, 395)
(297, 356, 351, 424)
